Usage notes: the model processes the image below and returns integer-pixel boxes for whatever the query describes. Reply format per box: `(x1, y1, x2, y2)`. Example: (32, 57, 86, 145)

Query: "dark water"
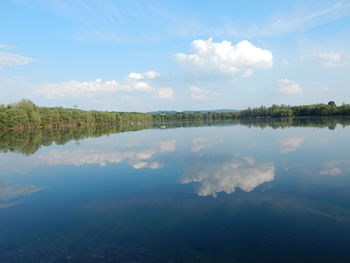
(1, 118, 350, 263)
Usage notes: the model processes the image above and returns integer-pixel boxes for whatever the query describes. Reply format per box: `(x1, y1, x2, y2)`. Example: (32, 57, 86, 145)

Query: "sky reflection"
(181, 155, 275, 197)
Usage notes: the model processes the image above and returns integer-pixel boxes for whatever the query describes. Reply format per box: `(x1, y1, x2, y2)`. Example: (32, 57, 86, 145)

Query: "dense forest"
(1, 100, 350, 129)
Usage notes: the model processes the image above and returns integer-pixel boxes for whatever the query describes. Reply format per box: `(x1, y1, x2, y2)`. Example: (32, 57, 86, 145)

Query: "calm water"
(1, 118, 350, 263)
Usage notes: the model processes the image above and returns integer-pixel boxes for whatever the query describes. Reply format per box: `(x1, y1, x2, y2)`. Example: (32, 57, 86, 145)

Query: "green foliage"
(152, 111, 239, 122)
(328, 101, 336, 107)
(238, 103, 350, 118)
(0, 100, 153, 129)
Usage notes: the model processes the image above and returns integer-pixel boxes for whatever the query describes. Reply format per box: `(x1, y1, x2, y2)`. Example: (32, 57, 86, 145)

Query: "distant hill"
(149, 109, 239, 114)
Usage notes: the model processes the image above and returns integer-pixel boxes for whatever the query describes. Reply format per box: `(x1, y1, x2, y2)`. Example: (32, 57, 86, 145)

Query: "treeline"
(239, 101, 350, 118)
(154, 101, 350, 121)
(0, 100, 153, 129)
(1, 100, 350, 129)
(153, 111, 238, 122)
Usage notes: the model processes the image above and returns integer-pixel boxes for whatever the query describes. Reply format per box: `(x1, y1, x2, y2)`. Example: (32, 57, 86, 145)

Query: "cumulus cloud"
(176, 38, 273, 78)
(278, 79, 303, 94)
(180, 156, 275, 197)
(318, 52, 341, 67)
(0, 52, 35, 68)
(189, 86, 214, 100)
(279, 137, 304, 153)
(34, 71, 174, 99)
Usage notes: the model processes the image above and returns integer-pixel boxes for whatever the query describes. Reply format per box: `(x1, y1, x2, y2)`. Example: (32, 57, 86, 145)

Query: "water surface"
(1, 118, 350, 262)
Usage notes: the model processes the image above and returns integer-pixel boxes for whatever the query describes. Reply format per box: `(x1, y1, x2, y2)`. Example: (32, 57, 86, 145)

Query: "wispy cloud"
(14, 1, 350, 42)
(189, 86, 216, 100)
(256, 1, 350, 37)
(0, 180, 43, 203)
(0, 52, 35, 68)
(0, 44, 14, 49)
(155, 1, 350, 39)
(318, 52, 341, 67)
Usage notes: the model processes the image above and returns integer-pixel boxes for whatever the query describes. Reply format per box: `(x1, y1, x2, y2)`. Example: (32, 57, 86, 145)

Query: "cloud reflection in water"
(37, 140, 176, 169)
(0, 180, 43, 208)
(181, 156, 275, 197)
(320, 160, 350, 176)
(279, 137, 304, 154)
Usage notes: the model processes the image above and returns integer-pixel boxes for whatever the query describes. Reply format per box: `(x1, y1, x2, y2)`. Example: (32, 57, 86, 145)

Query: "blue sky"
(1, 0, 350, 111)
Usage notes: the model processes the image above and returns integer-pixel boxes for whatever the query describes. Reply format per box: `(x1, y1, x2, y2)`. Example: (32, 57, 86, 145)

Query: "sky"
(1, 0, 350, 112)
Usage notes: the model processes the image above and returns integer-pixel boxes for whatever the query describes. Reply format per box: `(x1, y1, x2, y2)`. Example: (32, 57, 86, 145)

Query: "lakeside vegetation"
(0, 100, 152, 129)
(1, 100, 350, 129)
(239, 101, 350, 118)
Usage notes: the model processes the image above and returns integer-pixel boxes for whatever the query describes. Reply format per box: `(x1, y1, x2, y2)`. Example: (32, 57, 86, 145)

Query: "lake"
(1, 117, 350, 263)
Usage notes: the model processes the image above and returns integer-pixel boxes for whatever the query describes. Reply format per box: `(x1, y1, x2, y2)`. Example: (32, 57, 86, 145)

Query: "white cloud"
(278, 79, 303, 94)
(127, 71, 159, 80)
(34, 71, 174, 99)
(35, 79, 120, 98)
(318, 52, 341, 67)
(279, 137, 304, 153)
(0, 52, 35, 68)
(155, 87, 175, 99)
(181, 156, 275, 197)
(189, 86, 213, 100)
(176, 38, 273, 78)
